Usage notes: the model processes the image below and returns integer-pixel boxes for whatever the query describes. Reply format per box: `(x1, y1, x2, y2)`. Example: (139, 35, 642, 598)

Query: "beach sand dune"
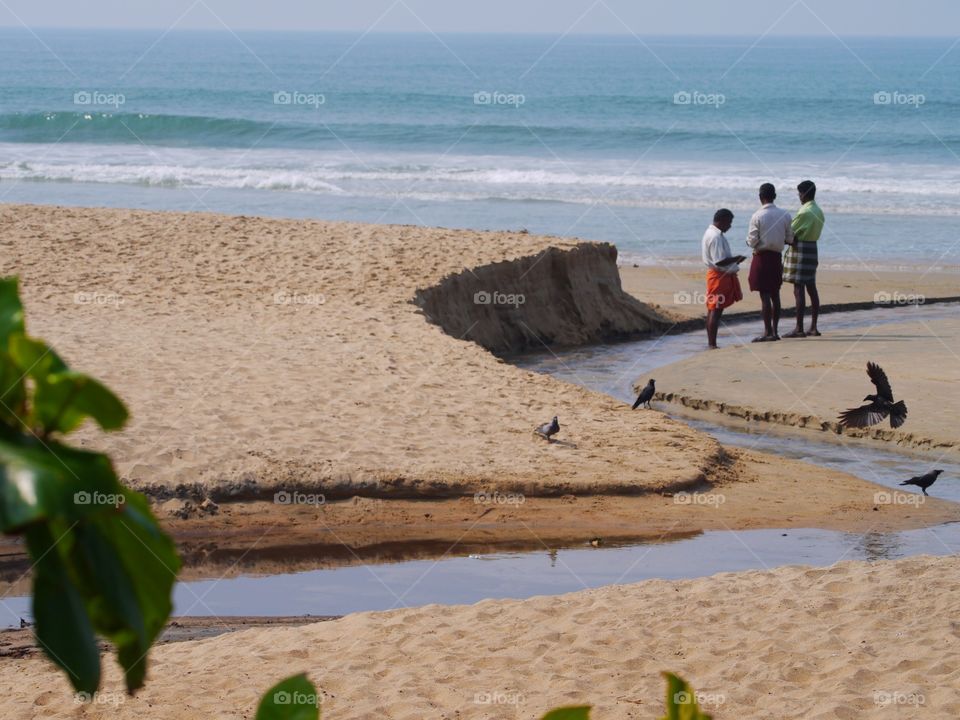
(3, 555, 957, 719)
(1, 204, 720, 500)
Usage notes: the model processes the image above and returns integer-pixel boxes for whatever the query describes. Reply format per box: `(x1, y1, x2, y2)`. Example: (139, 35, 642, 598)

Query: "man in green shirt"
(782, 180, 825, 338)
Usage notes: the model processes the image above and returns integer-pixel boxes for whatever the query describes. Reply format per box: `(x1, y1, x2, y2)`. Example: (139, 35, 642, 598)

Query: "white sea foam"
(2, 144, 959, 217)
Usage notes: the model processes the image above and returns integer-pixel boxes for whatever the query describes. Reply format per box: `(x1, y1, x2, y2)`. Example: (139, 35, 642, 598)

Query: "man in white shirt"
(746, 183, 793, 342)
(701, 208, 745, 349)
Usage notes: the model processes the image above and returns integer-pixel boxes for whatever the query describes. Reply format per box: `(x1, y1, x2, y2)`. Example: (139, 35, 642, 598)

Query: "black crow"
(838, 362, 907, 429)
(632, 379, 656, 409)
(900, 469, 944, 496)
(535, 416, 560, 441)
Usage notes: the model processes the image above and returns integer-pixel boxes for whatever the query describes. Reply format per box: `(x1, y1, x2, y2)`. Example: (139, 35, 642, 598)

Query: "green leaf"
(43, 371, 129, 433)
(660, 673, 713, 720)
(0, 276, 176, 696)
(0, 434, 123, 532)
(256, 674, 321, 720)
(0, 351, 27, 426)
(93, 493, 179, 691)
(0, 277, 25, 345)
(0, 436, 177, 692)
(23, 494, 178, 694)
(542, 708, 591, 720)
(26, 524, 101, 694)
(8, 336, 128, 434)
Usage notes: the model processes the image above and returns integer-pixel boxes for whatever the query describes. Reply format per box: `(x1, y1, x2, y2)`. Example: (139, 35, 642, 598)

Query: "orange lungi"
(705, 268, 743, 311)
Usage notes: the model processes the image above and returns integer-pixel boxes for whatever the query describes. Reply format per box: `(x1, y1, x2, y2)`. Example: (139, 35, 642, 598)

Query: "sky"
(1, 0, 959, 36)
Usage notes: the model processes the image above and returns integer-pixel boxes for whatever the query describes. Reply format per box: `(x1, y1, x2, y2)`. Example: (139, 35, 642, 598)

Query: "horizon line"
(0, 26, 956, 39)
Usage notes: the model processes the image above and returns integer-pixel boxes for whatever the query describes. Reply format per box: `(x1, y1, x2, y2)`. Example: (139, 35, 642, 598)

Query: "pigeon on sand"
(535, 416, 560, 441)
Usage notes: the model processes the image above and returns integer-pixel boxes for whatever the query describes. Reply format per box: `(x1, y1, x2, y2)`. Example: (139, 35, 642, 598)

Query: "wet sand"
(649, 317, 960, 457)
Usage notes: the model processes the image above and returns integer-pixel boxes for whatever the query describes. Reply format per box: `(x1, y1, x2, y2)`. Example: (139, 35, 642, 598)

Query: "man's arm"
(784, 213, 795, 247)
(746, 215, 761, 249)
(790, 209, 810, 244)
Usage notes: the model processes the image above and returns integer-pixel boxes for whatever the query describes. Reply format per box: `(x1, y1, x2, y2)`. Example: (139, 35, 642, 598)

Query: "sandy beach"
(3, 554, 958, 719)
(619, 263, 960, 322)
(0, 204, 940, 507)
(1, 204, 712, 500)
(649, 316, 960, 456)
(1, 203, 958, 719)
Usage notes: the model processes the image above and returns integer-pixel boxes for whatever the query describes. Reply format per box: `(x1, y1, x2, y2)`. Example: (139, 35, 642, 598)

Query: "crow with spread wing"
(838, 362, 907, 429)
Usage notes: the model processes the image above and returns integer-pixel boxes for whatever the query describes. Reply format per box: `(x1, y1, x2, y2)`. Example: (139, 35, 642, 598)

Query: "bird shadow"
(537, 437, 578, 448)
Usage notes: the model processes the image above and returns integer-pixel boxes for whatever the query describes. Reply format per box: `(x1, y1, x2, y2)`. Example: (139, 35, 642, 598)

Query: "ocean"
(1, 30, 958, 268)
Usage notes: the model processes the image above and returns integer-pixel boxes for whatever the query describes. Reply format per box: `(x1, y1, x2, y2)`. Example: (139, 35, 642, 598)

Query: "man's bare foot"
(782, 329, 806, 339)
(807, 328, 821, 336)
(708, 344, 719, 349)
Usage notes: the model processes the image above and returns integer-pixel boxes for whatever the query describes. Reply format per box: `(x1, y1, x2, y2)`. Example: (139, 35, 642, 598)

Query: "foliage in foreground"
(0, 277, 179, 694)
(254, 672, 712, 719)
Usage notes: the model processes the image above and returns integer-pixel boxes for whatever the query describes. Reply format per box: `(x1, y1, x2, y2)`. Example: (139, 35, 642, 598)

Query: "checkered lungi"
(783, 240, 818, 285)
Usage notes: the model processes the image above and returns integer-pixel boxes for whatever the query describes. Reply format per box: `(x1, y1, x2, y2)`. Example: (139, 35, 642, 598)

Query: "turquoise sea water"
(1, 30, 958, 266)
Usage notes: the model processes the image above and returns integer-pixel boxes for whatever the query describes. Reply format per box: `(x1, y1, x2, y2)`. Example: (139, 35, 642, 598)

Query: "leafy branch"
(0, 277, 178, 694)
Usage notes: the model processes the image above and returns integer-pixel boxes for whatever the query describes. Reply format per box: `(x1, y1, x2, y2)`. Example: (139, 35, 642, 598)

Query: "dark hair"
(759, 183, 776, 202)
(797, 180, 816, 200)
(713, 208, 734, 223)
